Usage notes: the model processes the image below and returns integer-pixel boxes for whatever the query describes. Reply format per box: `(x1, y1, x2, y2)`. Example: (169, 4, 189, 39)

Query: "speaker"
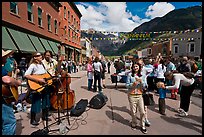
(89, 93, 108, 109)
(70, 99, 88, 117)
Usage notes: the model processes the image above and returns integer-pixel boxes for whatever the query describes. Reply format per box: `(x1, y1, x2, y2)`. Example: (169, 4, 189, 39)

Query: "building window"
(38, 8, 42, 27)
(64, 6, 66, 18)
(47, 14, 51, 31)
(54, 20, 58, 34)
(174, 46, 178, 54)
(27, 2, 33, 22)
(188, 43, 195, 53)
(68, 11, 70, 22)
(10, 2, 18, 14)
(64, 26, 67, 35)
(71, 15, 73, 24)
(68, 29, 70, 40)
(148, 48, 152, 55)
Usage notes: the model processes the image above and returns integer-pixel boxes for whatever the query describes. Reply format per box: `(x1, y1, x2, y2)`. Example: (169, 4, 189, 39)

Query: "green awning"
(39, 37, 54, 53)
(75, 48, 81, 53)
(27, 34, 45, 53)
(47, 40, 58, 55)
(7, 28, 36, 53)
(2, 27, 18, 51)
(68, 46, 74, 50)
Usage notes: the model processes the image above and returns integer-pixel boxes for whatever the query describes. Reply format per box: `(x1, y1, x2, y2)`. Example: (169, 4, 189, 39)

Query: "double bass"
(50, 45, 75, 110)
(50, 71, 75, 110)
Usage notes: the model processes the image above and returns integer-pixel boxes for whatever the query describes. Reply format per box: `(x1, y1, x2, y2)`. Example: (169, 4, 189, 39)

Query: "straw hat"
(2, 49, 14, 58)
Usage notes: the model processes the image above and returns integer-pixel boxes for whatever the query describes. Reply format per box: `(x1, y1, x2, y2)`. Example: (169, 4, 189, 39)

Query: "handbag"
(142, 92, 155, 106)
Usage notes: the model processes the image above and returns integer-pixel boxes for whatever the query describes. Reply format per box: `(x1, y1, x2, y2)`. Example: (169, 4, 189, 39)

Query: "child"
(157, 82, 169, 115)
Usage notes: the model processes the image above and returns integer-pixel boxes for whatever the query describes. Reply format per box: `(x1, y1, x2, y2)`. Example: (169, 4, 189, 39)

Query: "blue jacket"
(158, 88, 170, 99)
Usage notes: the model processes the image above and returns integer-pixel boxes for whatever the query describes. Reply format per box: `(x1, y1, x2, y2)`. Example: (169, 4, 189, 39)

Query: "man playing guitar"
(24, 52, 53, 126)
(2, 49, 22, 135)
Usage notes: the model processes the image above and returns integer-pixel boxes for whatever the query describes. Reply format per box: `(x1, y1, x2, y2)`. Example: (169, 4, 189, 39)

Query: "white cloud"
(145, 2, 175, 19)
(76, 2, 174, 32)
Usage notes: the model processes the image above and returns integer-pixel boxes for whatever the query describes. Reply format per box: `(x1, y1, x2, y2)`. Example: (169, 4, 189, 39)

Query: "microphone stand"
(40, 76, 65, 134)
(65, 75, 70, 126)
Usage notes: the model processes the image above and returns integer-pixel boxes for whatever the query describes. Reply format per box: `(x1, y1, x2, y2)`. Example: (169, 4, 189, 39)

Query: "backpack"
(191, 63, 198, 73)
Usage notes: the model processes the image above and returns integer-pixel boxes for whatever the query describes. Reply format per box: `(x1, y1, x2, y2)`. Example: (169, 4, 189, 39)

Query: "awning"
(75, 48, 81, 53)
(27, 34, 45, 53)
(47, 40, 58, 55)
(7, 27, 36, 53)
(65, 45, 74, 50)
(2, 27, 18, 51)
(39, 37, 54, 53)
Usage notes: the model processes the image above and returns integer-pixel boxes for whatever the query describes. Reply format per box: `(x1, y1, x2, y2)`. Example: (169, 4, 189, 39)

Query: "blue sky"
(75, 2, 202, 32)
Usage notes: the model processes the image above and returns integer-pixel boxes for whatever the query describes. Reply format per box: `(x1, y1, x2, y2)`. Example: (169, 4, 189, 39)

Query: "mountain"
(81, 6, 202, 56)
(116, 6, 202, 56)
(132, 6, 202, 32)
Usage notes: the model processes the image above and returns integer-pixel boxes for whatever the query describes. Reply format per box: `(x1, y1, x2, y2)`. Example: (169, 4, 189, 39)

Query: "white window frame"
(64, 6, 66, 19)
(174, 44, 179, 54)
(38, 7, 43, 27)
(10, 2, 18, 15)
(147, 48, 152, 55)
(47, 14, 51, 31)
(27, 2, 33, 22)
(54, 19, 58, 34)
(188, 42, 195, 53)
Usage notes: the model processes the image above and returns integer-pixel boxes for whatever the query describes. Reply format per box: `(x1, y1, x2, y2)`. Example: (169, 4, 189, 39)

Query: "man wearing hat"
(2, 49, 22, 135)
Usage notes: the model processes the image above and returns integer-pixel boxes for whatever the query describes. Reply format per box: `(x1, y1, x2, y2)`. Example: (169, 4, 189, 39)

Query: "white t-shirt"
(155, 64, 166, 79)
(93, 62, 102, 72)
(24, 63, 47, 75)
(166, 73, 195, 90)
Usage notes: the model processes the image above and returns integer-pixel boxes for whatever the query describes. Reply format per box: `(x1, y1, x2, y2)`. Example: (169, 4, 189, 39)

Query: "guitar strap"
(41, 63, 52, 78)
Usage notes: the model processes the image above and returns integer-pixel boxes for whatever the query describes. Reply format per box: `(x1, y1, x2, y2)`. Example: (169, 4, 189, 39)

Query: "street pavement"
(15, 65, 202, 135)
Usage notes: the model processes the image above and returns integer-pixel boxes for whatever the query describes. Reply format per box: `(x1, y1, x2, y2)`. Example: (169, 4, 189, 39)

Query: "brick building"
(2, 2, 82, 63)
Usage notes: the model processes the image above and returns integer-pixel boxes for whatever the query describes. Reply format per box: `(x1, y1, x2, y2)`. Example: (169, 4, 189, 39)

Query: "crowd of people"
(2, 48, 202, 135)
(113, 54, 202, 134)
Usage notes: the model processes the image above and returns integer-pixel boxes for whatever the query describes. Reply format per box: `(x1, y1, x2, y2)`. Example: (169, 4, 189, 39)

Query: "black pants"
(93, 74, 102, 92)
(147, 76, 155, 91)
(180, 83, 195, 112)
(159, 98, 165, 114)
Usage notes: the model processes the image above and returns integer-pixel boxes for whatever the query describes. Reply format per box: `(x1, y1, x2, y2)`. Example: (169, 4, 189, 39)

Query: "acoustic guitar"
(2, 84, 18, 104)
(2, 69, 19, 104)
(27, 73, 53, 92)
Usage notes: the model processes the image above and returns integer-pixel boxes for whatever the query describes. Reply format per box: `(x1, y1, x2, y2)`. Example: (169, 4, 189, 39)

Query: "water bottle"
(59, 122, 66, 135)
(23, 104, 27, 112)
(16, 103, 22, 112)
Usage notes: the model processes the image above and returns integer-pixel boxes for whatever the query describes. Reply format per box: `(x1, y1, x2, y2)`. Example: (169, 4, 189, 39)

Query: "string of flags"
(81, 28, 201, 34)
(81, 37, 201, 41)
(80, 28, 202, 41)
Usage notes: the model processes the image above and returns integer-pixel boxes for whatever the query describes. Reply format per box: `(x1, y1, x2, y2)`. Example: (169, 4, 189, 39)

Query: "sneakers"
(144, 119, 151, 127)
(141, 127, 147, 134)
(177, 108, 184, 113)
(178, 111, 188, 117)
(131, 124, 137, 130)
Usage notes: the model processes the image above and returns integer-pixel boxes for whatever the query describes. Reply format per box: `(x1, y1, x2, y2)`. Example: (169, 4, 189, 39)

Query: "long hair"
(131, 62, 142, 77)
(28, 52, 42, 66)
